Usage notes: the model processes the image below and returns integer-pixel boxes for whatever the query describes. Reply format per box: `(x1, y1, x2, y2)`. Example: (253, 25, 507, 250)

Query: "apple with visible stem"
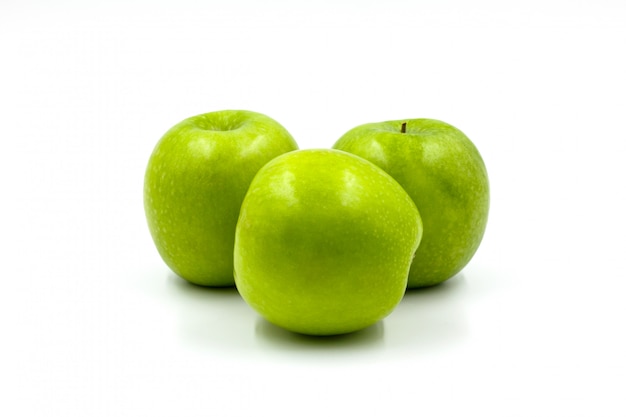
(144, 110, 298, 286)
(333, 118, 489, 288)
(234, 149, 422, 336)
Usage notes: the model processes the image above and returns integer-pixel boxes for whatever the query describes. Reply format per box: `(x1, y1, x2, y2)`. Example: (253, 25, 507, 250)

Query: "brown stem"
(401, 122, 407, 134)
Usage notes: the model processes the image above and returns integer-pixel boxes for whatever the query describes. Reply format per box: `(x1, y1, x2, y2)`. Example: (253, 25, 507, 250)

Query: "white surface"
(2, 1, 625, 415)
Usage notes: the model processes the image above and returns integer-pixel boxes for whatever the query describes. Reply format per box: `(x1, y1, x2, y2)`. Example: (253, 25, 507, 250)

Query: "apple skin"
(144, 110, 298, 286)
(333, 119, 489, 288)
(234, 149, 422, 336)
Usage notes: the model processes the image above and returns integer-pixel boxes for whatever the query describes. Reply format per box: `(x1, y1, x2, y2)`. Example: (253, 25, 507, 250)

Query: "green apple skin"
(144, 110, 298, 287)
(234, 149, 422, 336)
(333, 119, 489, 288)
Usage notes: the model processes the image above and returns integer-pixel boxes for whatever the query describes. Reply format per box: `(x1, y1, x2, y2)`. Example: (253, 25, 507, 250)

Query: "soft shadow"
(167, 272, 241, 299)
(405, 271, 468, 296)
(255, 317, 385, 352)
(166, 273, 255, 351)
(165, 271, 468, 353)
(387, 273, 470, 351)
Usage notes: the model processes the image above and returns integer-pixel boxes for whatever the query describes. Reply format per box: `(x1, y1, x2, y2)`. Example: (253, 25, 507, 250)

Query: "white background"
(1, 0, 625, 415)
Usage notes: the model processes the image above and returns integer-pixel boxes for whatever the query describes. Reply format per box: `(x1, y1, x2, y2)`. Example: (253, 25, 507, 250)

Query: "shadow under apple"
(166, 270, 469, 355)
(166, 272, 257, 352)
(254, 317, 385, 352)
(386, 273, 470, 352)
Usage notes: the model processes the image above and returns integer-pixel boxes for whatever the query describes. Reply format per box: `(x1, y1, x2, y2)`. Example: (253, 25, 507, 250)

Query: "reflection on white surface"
(166, 273, 256, 352)
(164, 269, 471, 356)
(386, 274, 470, 353)
(255, 317, 385, 351)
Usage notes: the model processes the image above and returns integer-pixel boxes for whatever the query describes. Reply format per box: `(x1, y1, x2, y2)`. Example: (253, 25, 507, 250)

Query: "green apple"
(234, 149, 422, 335)
(144, 110, 298, 286)
(333, 118, 489, 288)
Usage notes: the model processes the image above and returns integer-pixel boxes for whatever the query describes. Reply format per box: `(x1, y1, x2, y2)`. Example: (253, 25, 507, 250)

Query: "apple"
(144, 110, 298, 286)
(234, 149, 422, 335)
(333, 118, 489, 288)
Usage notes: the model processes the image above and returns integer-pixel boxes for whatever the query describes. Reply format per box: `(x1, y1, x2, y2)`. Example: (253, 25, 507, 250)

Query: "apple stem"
(401, 122, 407, 134)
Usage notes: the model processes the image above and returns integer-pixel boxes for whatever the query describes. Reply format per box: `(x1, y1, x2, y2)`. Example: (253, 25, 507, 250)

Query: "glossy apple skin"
(234, 149, 422, 335)
(144, 110, 298, 286)
(333, 119, 489, 288)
